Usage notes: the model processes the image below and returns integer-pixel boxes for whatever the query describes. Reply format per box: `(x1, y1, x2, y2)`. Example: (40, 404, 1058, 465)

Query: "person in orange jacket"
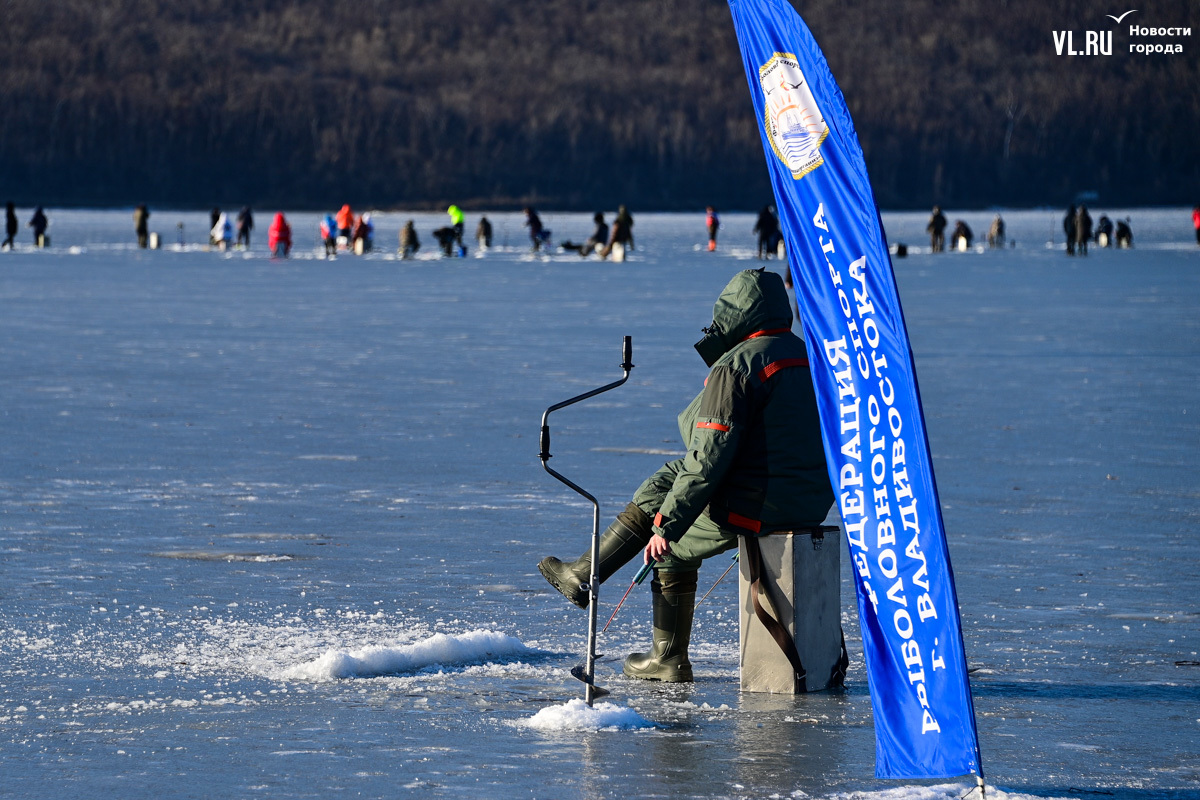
(336, 204, 354, 239)
(268, 213, 292, 258)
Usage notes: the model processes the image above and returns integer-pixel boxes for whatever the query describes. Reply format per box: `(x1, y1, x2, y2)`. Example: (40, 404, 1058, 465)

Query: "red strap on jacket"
(757, 357, 809, 383)
(743, 327, 790, 341)
(727, 511, 762, 533)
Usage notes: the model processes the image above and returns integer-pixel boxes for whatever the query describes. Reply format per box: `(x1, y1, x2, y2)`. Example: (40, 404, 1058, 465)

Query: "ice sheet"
(1, 207, 1197, 799)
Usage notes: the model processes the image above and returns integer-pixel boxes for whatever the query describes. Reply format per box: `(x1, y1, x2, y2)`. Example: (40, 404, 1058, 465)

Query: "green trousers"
(631, 459, 739, 572)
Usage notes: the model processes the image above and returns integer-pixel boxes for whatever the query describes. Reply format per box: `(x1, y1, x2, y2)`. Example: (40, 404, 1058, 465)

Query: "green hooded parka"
(633, 269, 833, 568)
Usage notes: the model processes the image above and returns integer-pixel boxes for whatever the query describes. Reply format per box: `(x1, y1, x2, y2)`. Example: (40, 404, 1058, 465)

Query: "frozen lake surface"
(1, 207, 1198, 799)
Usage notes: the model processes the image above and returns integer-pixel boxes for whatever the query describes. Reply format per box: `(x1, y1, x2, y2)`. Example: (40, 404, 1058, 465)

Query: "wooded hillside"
(1, 0, 1195, 210)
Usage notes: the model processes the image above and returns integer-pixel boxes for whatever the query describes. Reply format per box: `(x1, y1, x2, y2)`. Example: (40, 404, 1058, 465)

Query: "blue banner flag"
(727, 0, 983, 781)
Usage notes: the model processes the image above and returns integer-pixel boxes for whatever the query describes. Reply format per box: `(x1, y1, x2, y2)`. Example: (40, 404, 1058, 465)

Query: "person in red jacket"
(336, 204, 354, 240)
(1192, 205, 1200, 246)
(268, 213, 292, 258)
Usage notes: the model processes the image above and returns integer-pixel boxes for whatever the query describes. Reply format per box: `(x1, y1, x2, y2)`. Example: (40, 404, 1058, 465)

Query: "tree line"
(0, 0, 1195, 210)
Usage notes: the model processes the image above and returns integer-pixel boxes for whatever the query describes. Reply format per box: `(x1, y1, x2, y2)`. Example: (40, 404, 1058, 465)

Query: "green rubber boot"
(538, 502, 652, 609)
(622, 570, 697, 682)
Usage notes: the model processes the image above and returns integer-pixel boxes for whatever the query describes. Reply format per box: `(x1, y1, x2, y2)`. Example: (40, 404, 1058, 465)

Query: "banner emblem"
(759, 53, 829, 179)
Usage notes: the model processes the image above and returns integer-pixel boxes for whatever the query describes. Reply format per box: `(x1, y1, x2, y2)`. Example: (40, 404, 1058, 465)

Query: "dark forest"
(1, 0, 1196, 210)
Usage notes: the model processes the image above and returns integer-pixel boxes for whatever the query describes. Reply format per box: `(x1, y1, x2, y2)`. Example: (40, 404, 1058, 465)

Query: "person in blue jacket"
(320, 214, 338, 257)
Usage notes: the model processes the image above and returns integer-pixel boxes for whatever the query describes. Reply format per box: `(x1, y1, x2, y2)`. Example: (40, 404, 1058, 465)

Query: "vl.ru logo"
(1052, 28, 1113, 55)
(1053, 9, 1130, 55)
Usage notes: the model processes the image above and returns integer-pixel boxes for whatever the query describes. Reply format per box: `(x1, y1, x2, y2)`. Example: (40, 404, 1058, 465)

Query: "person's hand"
(644, 535, 672, 564)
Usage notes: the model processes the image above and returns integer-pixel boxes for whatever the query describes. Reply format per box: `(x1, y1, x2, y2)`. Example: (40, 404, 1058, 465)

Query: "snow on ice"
(524, 698, 656, 732)
(282, 629, 533, 680)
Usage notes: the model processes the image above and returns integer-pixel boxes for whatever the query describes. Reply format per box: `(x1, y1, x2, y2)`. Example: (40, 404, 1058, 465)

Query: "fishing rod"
(694, 550, 740, 612)
(539, 336, 634, 706)
(602, 562, 652, 633)
(605, 549, 740, 633)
